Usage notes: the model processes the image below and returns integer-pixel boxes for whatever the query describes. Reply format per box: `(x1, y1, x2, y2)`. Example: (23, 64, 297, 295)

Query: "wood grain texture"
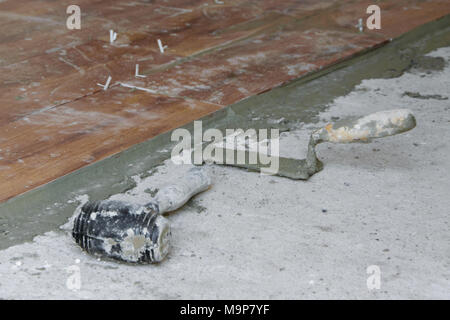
(0, 0, 449, 202)
(0, 86, 221, 201)
(129, 20, 384, 106)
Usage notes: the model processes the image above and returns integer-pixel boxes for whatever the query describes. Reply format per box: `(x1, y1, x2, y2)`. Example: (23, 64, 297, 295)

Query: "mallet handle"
(152, 167, 212, 214)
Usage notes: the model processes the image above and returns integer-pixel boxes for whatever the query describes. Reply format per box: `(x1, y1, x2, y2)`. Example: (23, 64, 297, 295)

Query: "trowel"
(203, 109, 416, 179)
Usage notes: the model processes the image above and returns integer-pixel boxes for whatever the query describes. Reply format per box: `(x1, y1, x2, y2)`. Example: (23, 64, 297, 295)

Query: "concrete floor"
(0, 44, 449, 299)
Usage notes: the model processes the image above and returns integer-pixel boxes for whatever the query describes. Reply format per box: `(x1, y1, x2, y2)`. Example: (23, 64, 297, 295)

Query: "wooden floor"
(0, 0, 449, 202)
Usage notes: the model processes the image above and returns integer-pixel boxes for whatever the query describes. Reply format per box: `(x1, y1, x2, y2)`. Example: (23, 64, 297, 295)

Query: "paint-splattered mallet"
(72, 167, 211, 264)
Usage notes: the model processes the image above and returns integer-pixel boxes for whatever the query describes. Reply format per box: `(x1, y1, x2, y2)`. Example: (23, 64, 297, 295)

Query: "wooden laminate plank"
(0, 1, 283, 125)
(125, 20, 384, 106)
(0, 86, 221, 201)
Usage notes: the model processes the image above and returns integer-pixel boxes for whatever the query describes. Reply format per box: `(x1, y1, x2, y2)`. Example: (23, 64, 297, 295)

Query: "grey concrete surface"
(0, 44, 449, 299)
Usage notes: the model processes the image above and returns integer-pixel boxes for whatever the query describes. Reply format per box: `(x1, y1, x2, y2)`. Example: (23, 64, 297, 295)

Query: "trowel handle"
(311, 109, 416, 144)
(153, 167, 212, 214)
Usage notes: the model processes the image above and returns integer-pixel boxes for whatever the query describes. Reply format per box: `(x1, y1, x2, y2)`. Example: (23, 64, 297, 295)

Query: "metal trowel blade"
(202, 129, 322, 180)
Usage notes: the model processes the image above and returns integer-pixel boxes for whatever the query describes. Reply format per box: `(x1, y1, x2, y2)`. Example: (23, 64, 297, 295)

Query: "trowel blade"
(202, 129, 322, 180)
(211, 153, 322, 180)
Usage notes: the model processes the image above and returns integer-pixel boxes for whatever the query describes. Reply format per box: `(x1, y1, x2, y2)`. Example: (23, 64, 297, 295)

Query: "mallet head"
(72, 200, 171, 263)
